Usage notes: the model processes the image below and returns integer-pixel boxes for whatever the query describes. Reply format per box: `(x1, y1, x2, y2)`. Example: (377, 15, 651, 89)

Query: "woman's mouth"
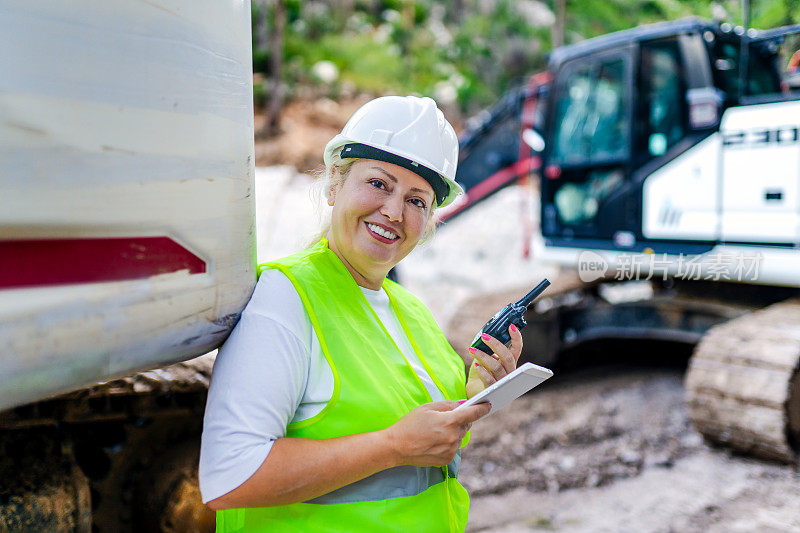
(365, 222, 399, 243)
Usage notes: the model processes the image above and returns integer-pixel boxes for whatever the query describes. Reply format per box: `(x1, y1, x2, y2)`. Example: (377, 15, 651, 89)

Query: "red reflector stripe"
(0, 237, 206, 290)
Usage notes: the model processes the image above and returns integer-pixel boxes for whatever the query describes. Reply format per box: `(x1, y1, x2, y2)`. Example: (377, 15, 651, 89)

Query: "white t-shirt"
(198, 269, 444, 503)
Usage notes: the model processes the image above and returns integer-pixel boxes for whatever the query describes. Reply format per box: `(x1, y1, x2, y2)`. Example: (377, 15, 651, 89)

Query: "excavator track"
(0, 354, 217, 532)
(685, 298, 800, 463)
(0, 353, 214, 428)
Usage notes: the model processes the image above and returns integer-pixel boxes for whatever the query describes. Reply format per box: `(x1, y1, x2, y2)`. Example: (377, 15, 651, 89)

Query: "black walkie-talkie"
(470, 279, 551, 354)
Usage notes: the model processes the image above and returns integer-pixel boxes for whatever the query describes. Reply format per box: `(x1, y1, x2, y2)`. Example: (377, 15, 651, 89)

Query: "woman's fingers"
(469, 346, 502, 375)
(477, 333, 516, 374)
(508, 323, 523, 365)
(389, 400, 493, 466)
(451, 402, 491, 426)
(468, 326, 526, 394)
(470, 359, 496, 386)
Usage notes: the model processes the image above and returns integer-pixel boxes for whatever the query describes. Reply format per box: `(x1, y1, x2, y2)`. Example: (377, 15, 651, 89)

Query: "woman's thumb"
(466, 367, 485, 398)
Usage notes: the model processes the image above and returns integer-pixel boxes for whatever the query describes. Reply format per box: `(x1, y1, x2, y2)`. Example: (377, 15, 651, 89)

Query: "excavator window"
(551, 57, 629, 167)
(636, 39, 687, 163)
(547, 54, 629, 231)
(711, 37, 782, 99)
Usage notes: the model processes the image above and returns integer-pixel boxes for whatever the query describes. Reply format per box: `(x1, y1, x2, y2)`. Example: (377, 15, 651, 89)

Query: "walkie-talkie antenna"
(516, 279, 551, 309)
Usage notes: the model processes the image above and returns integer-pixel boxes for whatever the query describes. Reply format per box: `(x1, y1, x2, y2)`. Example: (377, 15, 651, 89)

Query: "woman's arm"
(207, 400, 491, 510)
(206, 431, 393, 510)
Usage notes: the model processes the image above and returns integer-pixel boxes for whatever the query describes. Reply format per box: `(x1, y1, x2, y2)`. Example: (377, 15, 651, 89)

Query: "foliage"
(252, 0, 800, 115)
(449, 1, 551, 112)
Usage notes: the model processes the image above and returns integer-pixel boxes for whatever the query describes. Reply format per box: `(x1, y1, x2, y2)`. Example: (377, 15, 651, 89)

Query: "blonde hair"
(307, 155, 438, 248)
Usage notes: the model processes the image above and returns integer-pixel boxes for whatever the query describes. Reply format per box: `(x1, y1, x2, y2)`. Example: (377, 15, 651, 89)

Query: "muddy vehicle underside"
(0, 356, 216, 531)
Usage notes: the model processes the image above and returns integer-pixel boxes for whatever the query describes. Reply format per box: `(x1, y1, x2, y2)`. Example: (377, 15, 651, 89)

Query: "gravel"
(459, 368, 702, 499)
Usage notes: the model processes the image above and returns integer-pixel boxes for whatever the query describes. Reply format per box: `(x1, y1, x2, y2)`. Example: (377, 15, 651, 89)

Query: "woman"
(199, 96, 524, 531)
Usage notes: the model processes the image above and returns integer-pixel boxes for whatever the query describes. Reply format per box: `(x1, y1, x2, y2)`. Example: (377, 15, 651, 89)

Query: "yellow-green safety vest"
(216, 239, 471, 532)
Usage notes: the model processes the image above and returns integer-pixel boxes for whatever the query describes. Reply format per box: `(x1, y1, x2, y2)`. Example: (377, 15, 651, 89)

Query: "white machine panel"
(719, 101, 800, 243)
(643, 133, 720, 240)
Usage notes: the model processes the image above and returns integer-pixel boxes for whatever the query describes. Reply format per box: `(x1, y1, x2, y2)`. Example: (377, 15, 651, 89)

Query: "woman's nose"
(380, 193, 403, 222)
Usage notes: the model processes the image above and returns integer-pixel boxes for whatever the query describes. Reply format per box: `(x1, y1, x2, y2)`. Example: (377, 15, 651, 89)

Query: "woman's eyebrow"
(371, 167, 398, 183)
(371, 167, 433, 197)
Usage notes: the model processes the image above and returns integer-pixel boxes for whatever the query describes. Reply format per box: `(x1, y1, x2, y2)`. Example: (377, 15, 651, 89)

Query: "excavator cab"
(538, 19, 800, 259)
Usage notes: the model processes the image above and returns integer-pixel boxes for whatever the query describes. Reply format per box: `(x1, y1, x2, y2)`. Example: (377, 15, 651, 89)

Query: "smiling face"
(326, 159, 435, 289)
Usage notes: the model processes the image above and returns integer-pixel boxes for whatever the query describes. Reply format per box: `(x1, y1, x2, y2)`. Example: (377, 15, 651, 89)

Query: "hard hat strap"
(339, 143, 448, 207)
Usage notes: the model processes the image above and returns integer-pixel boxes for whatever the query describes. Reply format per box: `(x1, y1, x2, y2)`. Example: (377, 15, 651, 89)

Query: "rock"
(619, 449, 642, 465)
(680, 432, 704, 449)
(644, 452, 674, 468)
(558, 456, 576, 471)
(585, 472, 601, 487)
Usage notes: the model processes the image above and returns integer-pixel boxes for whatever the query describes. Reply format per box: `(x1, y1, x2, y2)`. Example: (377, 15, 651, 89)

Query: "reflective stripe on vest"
(307, 451, 461, 505)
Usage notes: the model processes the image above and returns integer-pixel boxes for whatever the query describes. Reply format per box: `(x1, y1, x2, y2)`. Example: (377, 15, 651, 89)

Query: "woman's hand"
(383, 401, 491, 467)
(466, 324, 523, 398)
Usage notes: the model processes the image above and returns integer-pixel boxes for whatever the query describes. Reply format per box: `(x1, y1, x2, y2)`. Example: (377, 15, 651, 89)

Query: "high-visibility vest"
(216, 239, 470, 532)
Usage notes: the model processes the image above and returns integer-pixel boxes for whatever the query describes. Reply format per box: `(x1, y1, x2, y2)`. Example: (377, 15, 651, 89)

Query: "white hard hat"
(323, 95, 462, 207)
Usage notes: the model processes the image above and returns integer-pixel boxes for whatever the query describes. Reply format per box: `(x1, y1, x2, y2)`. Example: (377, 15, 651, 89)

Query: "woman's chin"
(352, 250, 401, 276)
(357, 236, 398, 258)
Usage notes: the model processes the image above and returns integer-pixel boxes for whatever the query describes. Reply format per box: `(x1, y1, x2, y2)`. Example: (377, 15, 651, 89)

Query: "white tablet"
(456, 362, 553, 416)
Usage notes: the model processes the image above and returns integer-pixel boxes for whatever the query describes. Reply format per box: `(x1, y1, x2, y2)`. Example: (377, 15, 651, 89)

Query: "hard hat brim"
(338, 143, 449, 207)
(324, 137, 464, 208)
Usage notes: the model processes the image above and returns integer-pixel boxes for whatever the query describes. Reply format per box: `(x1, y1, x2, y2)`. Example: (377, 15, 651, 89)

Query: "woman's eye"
(368, 179, 386, 190)
(409, 198, 426, 209)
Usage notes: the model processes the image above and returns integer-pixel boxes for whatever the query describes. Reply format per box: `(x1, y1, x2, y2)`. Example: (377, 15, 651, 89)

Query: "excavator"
(446, 17, 800, 465)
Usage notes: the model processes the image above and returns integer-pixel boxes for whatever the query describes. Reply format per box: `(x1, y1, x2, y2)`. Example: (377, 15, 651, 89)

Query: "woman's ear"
(327, 166, 339, 206)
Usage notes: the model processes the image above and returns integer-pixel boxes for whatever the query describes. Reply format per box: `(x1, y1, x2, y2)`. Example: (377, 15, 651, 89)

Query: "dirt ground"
(255, 105, 800, 532)
(464, 365, 800, 532)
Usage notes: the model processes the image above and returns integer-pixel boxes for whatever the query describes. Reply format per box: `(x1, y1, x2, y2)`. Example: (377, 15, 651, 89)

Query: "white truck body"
(0, 0, 256, 409)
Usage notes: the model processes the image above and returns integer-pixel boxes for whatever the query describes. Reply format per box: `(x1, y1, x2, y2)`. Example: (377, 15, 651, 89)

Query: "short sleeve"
(199, 272, 313, 503)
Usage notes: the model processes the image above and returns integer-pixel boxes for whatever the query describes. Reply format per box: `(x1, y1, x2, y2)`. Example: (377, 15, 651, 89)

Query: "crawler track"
(0, 354, 216, 531)
(685, 299, 800, 463)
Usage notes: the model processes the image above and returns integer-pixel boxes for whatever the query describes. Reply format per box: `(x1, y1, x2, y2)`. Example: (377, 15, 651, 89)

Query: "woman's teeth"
(367, 223, 399, 240)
